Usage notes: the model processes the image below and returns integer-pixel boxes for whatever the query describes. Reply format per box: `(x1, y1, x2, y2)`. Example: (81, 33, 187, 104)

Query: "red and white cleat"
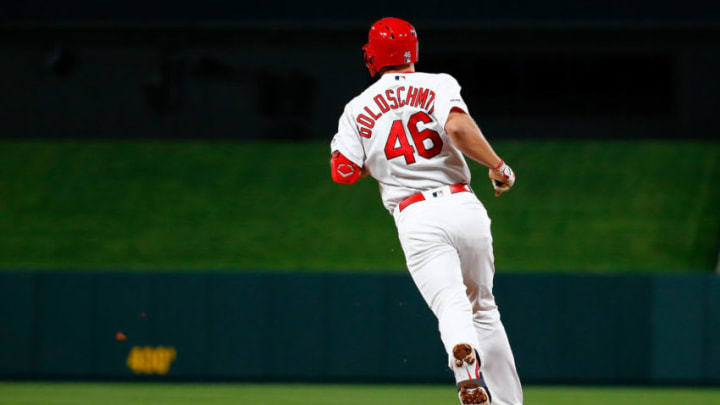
(452, 343, 491, 405)
(458, 379, 490, 405)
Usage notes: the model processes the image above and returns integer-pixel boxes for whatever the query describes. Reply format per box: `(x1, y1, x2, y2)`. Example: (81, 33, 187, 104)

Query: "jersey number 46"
(384, 111, 443, 165)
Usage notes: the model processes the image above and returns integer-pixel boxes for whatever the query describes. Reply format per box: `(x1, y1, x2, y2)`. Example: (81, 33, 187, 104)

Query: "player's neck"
(381, 64, 416, 76)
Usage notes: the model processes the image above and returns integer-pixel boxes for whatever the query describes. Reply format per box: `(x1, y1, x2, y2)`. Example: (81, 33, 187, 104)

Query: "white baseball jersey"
(331, 72, 472, 212)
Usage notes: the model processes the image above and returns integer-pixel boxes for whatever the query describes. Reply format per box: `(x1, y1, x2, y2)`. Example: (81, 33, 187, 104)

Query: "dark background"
(2, 0, 719, 140)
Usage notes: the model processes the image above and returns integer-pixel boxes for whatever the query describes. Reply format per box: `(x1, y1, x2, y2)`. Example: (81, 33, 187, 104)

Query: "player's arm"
(330, 104, 368, 185)
(330, 151, 368, 184)
(445, 109, 501, 168)
(445, 109, 516, 196)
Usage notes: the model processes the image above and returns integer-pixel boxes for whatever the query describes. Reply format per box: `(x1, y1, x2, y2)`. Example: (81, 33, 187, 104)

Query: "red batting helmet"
(362, 17, 419, 77)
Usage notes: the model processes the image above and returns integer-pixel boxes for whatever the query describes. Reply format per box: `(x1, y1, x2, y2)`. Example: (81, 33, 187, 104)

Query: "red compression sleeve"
(330, 151, 361, 184)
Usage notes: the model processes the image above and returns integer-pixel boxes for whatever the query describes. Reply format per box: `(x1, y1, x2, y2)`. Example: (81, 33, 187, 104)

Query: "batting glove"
(489, 159, 515, 197)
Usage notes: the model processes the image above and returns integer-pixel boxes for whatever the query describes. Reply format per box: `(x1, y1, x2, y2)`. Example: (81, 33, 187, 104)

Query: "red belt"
(398, 184, 471, 212)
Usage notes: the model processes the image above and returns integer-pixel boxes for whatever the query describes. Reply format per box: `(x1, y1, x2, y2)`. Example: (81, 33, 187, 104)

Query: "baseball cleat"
(458, 379, 490, 405)
(453, 343, 476, 367)
(452, 343, 491, 405)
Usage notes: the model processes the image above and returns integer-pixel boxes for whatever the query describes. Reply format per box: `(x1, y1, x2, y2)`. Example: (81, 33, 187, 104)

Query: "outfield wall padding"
(1, 272, 718, 384)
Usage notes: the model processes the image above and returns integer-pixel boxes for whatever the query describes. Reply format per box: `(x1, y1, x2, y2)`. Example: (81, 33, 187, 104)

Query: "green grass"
(1, 383, 720, 405)
(0, 140, 718, 272)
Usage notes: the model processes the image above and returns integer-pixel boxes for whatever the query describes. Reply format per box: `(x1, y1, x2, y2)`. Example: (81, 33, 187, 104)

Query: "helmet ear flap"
(362, 44, 377, 77)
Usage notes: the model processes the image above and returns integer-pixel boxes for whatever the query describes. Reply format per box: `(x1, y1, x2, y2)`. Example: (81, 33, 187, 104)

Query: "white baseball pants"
(393, 188, 523, 405)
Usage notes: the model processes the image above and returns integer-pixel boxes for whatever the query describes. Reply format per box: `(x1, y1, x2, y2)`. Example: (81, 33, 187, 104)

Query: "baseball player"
(330, 18, 522, 405)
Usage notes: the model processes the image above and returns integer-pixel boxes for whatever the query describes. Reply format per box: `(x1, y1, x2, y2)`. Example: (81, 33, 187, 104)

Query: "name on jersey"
(356, 86, 436, 138)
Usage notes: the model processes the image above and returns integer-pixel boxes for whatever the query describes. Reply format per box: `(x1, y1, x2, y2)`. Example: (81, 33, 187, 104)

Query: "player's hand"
(488, 160, 515, 197)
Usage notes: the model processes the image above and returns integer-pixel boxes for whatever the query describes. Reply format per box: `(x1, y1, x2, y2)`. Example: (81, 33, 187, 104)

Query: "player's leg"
(395, 201, 489, 404)
(396, 229, 491, 404)
(474, 320, 523, 405)
(453, 194, 523, 405)
(396, 226, 480, 357)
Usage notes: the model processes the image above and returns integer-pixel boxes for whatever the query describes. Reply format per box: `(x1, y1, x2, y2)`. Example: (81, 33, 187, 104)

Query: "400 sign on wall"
(126, 346, 177, 375)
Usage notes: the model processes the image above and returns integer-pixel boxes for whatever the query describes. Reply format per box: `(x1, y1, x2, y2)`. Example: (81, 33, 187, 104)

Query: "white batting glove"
(488, 159, 515, 197)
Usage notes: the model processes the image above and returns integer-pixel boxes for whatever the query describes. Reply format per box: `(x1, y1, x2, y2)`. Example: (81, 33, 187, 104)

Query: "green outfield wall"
(1, 272, 719, 384)
(1, 141, 719, 273)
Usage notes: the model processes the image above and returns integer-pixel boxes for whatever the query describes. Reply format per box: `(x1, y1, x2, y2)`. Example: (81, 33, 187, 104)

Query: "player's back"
(331, 72, 472, 212)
